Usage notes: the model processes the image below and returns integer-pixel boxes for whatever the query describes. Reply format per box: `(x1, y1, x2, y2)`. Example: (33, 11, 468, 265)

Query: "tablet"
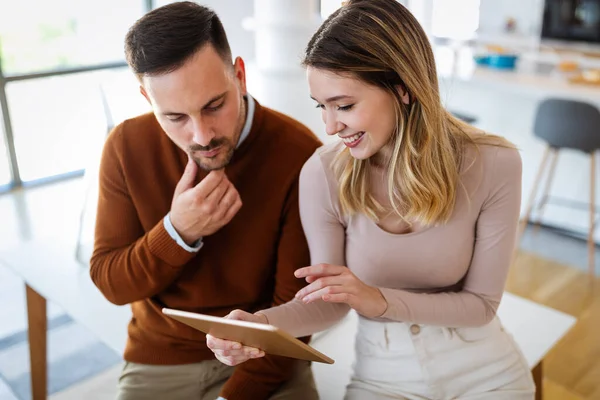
(162, 308, 334, 364)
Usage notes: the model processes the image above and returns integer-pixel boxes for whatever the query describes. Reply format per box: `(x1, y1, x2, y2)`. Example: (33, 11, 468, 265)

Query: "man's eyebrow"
(163, 111, 184, 117)
(162, 92, 228, 116)
(202, 91, 227, 109)
(310, 95, 353, 103)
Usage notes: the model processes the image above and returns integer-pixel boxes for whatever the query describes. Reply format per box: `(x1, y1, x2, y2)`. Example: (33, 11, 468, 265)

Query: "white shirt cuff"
(163, 213, 203, 253)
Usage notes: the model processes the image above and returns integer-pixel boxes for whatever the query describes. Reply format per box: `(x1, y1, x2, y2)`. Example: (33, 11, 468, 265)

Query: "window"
(6, 68, 147, 183)
(0, 0, 145, 76)
(0, 0, 149, 189)
(0, 133, 10, 187)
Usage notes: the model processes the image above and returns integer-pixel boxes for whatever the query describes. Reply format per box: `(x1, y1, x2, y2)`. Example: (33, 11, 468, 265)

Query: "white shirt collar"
(236, 94, 255, 149)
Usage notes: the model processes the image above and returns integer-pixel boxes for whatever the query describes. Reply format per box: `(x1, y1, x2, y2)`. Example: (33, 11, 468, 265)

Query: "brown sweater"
(90, 100, 321, 400)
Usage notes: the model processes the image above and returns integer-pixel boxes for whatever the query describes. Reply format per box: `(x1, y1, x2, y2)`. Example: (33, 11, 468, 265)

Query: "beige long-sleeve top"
(261, 140, 522, 337)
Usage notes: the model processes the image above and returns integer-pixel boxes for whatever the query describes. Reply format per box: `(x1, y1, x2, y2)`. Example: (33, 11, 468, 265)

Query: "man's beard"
(189, 138, 235, 171)
(189, 95, 247, 171)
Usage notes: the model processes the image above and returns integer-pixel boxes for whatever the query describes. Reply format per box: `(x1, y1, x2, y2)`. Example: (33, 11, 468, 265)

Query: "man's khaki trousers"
(116, 359, 318, 400)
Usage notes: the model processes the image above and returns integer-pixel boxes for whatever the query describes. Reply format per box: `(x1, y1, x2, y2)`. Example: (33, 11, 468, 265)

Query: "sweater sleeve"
(377, 147, 523, 327)
(260, 151, 350, 338)
(90, 124, 196, 306)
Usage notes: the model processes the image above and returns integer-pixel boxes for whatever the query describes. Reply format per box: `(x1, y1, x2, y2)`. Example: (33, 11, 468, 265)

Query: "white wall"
(478, 0, 545, 38)
(155, 0, 256, 62)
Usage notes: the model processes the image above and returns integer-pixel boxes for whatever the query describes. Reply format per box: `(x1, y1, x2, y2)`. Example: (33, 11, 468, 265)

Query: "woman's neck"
(371, 141, 395, 169)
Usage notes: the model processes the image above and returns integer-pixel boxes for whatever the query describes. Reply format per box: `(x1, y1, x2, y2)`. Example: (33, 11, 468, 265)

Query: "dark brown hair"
(125, 1, 232, 77)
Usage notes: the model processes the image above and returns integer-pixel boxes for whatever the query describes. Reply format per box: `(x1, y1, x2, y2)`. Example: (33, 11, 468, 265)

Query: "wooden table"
(1, 240, 130, 400)
(1, 239, 577, 400)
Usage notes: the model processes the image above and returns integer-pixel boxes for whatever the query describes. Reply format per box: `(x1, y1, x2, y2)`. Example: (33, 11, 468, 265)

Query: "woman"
(207, 0, 535, 398)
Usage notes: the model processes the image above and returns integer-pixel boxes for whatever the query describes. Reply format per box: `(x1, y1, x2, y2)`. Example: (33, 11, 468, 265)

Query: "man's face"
(141, 45, 247, 170)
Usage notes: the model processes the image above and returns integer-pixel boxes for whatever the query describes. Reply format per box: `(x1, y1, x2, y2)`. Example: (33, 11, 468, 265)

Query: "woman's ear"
(397, 85, 410, 105)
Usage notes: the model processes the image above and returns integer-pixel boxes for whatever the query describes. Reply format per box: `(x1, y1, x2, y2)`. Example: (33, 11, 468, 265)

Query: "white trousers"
(345, 316, 535, 400)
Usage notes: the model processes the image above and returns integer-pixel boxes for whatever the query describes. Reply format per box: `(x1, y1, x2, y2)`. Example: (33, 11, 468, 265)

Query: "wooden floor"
(508, 251, 600, 400)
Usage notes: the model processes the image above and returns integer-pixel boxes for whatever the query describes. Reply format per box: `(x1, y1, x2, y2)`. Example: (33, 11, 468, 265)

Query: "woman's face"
(307, 67, 405, 160)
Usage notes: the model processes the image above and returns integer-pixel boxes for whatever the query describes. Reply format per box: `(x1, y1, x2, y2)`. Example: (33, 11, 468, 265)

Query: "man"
(90, 2, 321, 399)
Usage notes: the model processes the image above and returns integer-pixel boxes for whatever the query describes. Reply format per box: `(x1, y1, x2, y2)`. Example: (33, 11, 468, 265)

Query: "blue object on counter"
(473, 54, 518, 70)
(488, 54, 518, 69)
(473, 55, 490, 65)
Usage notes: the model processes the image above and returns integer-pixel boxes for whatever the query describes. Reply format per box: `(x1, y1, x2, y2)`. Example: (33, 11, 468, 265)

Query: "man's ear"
(233, 56, 247, 95)
(397, 85, 410, 105)
(140, 85, 151, 105)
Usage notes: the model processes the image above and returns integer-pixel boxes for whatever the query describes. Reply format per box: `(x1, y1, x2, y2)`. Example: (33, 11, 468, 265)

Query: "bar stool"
(451, 111, 477, 124)
(516, 98, 600, 281)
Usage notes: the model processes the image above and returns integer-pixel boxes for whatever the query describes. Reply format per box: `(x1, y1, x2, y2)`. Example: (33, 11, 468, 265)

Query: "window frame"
(0, 0, 153, 193)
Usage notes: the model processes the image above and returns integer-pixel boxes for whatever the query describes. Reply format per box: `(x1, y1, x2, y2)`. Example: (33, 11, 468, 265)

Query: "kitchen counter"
(437, 46, 600, 245)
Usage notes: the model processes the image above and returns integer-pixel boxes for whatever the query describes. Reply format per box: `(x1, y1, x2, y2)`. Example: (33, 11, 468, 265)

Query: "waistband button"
(410, 324, 421, 335)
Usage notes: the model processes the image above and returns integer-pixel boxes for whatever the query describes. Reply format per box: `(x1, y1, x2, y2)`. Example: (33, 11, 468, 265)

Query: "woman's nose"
(324, 116, 344, 136)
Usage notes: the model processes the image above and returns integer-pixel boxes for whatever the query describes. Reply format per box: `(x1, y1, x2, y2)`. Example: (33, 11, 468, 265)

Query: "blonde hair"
(304, 0, 513, 225)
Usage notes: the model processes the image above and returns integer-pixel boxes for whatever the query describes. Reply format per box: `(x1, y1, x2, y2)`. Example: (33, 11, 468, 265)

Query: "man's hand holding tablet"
(206, 310, 267, 366)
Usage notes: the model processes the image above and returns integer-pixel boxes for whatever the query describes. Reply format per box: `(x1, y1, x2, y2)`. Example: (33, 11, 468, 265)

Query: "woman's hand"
(294, 264, 388, 318)
(205, 310, 267, 366)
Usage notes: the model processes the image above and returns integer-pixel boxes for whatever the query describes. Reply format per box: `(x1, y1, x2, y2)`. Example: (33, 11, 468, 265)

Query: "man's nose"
(191, 117, 214, 146)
